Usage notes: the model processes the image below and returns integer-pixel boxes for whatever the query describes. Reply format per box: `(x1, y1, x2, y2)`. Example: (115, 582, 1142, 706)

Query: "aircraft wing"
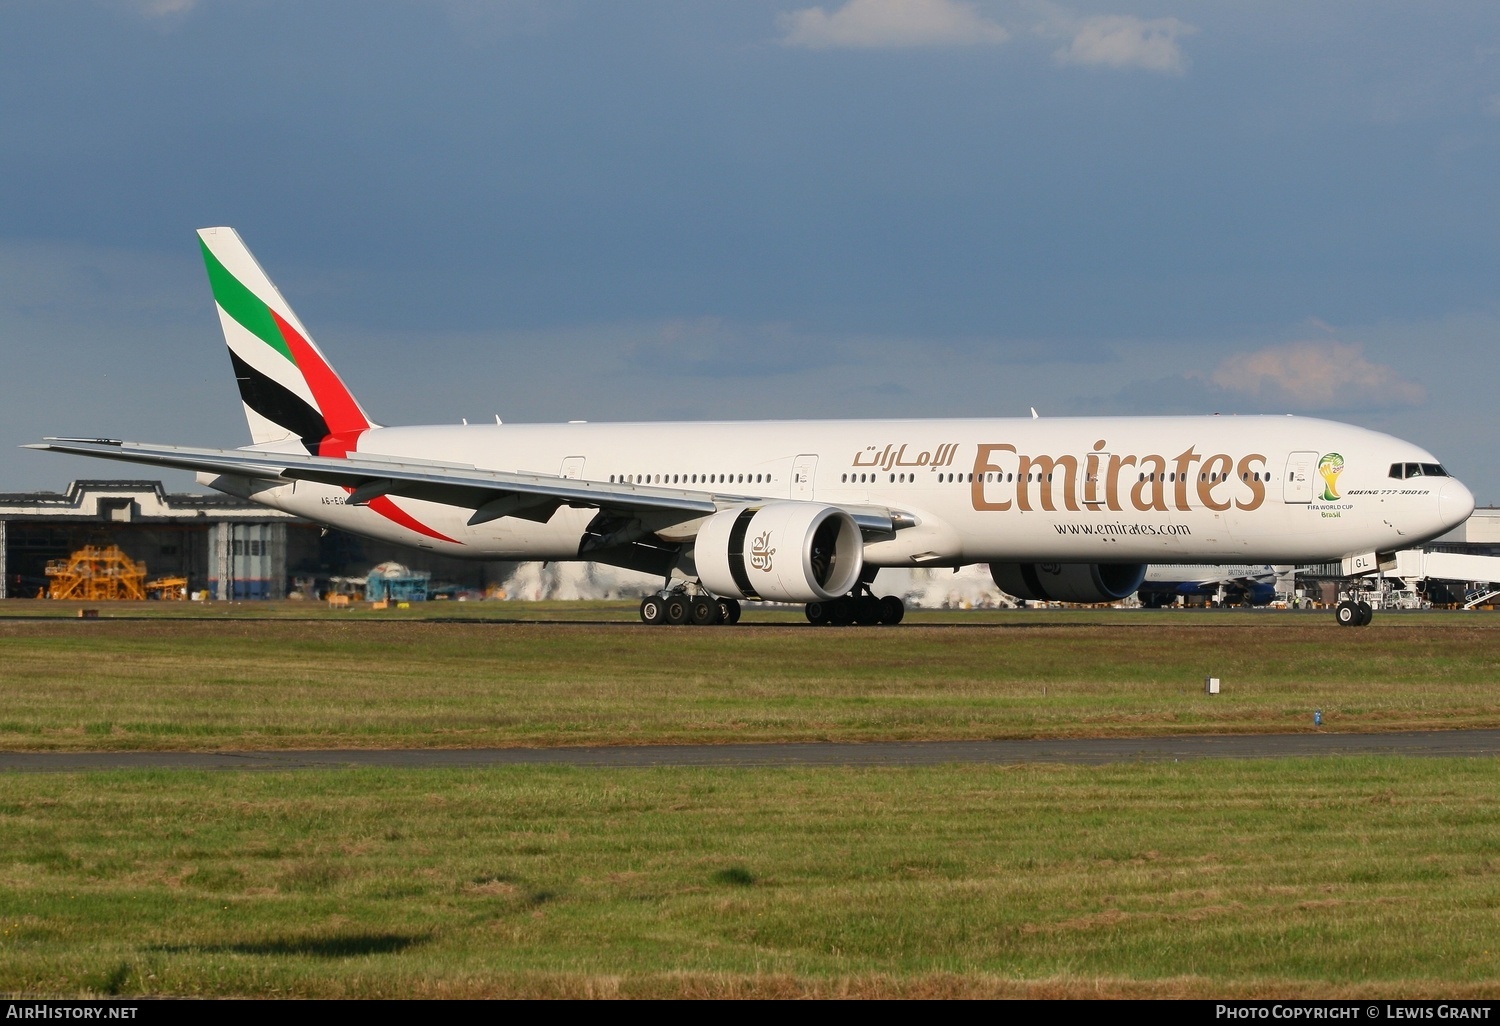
(27, 438, 909, 535)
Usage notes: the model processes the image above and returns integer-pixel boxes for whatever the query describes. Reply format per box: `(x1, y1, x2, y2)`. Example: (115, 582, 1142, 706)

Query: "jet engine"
(989, 562, 1147, 604)
(696, 502, 863, 603)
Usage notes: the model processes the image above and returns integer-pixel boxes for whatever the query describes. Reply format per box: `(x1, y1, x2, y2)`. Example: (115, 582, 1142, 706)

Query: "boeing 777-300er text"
(30, 228, 1476, 627)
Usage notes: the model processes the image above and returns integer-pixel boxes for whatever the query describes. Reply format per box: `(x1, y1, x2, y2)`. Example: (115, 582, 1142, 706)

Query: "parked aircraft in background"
(1136, 564, 1279, 608)
(32, 228, 1475, 627)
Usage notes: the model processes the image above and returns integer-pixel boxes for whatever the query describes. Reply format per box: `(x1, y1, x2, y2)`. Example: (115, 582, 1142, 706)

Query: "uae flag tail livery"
(199, 228, 454, 544)
(199, 227, 374, 459)
(29, 227, 1476, 628)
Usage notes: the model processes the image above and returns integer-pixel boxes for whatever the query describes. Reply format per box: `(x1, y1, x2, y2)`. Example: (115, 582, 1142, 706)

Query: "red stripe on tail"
(272, 310, 368, 458)
(272, 311, 459, 546)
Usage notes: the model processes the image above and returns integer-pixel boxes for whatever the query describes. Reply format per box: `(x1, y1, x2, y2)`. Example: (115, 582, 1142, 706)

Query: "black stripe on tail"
(228, 350, 329, 455)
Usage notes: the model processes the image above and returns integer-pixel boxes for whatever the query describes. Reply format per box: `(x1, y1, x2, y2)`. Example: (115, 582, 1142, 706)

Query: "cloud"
(1201, 341, 1426, 411)
(1054, 15, 1195, 74)
(778, 0, 1009, 50)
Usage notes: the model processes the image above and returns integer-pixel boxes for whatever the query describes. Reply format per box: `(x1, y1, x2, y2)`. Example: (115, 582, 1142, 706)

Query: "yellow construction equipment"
(145, 576, 188, 600)
(45, 545, 148, 601)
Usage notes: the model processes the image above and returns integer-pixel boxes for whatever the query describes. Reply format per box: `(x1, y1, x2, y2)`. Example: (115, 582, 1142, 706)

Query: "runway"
(2, 728, 1499, 772)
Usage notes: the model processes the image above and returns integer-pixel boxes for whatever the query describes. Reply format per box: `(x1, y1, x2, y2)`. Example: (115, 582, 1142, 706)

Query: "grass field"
(4, 603, 1498, 998)
(3, 757, 1499, 998)
(1, 604, 1498, 750)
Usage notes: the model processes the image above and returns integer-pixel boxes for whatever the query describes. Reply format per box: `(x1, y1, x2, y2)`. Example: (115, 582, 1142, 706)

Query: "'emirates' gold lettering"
(1197, 453, 1233, 511)
(855, 438, 1273, 514)
(971, 444, 1015, 511)
(966, 441, 1270, 514)
(1132, 455, 1169, 512)
(1235, 454, 1267, 510)
(1017, 454, 1078, 512)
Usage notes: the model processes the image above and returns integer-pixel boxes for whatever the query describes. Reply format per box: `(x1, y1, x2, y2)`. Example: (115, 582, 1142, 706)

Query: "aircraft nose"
(1439, 478, 1476, 530)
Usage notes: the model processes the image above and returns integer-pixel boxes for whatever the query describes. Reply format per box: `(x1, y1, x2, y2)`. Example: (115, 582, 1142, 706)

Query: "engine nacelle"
(989, 562, 1147, 604)
(696, 502, 863, 603)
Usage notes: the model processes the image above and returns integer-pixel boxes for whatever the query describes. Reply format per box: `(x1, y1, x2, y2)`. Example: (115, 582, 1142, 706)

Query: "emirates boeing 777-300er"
(32, 228, 1475, 627)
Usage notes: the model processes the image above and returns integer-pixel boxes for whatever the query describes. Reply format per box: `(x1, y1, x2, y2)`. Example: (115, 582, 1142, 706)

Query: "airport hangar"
(0, 479, 518, 600)
(1, 478, 1498, 603)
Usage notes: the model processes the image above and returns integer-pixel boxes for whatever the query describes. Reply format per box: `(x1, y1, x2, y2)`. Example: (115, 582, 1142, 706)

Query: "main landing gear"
(639, 590, 741, 626)
(804, 589, 905, 626)
(1334, 597, 1373, 628)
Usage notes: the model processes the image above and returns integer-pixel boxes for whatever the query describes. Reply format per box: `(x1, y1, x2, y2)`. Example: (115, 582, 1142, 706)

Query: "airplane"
(1135, 564, 1279, 608)
(30, 227, 1476, 628)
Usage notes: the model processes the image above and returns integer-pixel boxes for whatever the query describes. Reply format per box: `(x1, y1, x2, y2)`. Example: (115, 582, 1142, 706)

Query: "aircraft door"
(792, 455, 817, 500)
(560, 456, 585, 479)
(1283, 451, 1316, 503)
(1081, 451, 1109, 509)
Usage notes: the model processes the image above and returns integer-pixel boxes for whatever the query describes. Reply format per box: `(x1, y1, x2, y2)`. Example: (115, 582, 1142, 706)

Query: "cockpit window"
(1390, 462, 1450, 480)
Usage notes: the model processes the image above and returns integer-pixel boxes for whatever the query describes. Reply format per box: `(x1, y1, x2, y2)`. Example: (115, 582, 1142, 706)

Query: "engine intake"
(696, 502, 863, 603)
(989, 562, 1147, 604)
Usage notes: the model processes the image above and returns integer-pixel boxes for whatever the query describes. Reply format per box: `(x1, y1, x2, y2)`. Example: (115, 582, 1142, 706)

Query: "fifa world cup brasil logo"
(1318, 452, 1344, 502)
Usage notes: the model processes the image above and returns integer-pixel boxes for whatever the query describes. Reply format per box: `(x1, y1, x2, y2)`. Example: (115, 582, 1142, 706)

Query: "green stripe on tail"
(199, 238, 294, 363)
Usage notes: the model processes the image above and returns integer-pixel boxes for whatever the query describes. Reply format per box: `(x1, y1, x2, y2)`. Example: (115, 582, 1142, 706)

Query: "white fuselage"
(227, 414, 1473, 567)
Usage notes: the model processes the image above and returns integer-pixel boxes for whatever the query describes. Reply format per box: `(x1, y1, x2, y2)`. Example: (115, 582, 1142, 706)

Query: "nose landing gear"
(1334, 598, 1373, 627)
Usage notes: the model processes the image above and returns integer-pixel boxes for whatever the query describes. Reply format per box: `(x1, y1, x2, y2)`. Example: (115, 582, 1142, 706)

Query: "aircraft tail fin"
(197, 227, 376, 457)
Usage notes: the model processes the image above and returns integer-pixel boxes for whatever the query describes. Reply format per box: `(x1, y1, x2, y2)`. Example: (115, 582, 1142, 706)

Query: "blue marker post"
(1313, 709, 1323, 727)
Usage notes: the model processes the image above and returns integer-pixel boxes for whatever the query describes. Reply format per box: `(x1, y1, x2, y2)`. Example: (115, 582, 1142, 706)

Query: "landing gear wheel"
(1335, 600, 1360, 627)
(664, 594, 689, 625)
(826, 596, 855, 626)
(640, 596, 666, 625)
(879, 595, 905, 625)
(854, 594, 884, 625)
(805, 601, 829, 626)
(717, 597, 741, 625)
(1357, 600, 1373, 626)
(689, 595, 717, 626)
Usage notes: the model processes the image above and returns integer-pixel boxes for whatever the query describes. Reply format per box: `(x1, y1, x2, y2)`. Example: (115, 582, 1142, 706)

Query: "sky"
(3, 1, 1500, 500)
